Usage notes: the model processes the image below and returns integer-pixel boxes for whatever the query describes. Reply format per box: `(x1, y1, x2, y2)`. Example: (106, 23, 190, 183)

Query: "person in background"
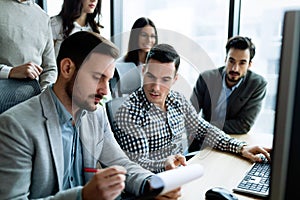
(189, 36, 267, 151)
(110, 17, 158, 99)
(114, 43, 271, 173)
(51, 0, 103, 58)
(120, 17, 158, 72)
(0, 0, 57, 91)
(0, 32, 181, 200)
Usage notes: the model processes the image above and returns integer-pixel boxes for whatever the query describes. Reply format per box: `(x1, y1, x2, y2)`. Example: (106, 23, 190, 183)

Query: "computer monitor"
(269, 10, 300, 200)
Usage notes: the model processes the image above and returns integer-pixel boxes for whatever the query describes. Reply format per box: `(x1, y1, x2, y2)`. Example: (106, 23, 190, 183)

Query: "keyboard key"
(233, 162, 270, 197)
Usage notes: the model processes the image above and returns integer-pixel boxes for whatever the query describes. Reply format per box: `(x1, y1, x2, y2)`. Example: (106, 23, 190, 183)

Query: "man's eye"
(93, 76, 101, 80)
(163, 78, 171, 82)
(146, 74, 155, 79)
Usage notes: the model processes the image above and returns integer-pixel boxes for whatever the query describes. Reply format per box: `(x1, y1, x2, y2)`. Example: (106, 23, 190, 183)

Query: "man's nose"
(152, 81, 161, 91)
(231, 63, 239, 71)
(98, 81, 109, 95)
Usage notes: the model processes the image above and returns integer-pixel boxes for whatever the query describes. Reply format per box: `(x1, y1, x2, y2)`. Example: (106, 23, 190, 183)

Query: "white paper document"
(149, 164, 204, 195)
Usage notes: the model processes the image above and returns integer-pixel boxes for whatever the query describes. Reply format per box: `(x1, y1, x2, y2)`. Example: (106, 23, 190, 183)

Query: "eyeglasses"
(139, 32, 157, 40)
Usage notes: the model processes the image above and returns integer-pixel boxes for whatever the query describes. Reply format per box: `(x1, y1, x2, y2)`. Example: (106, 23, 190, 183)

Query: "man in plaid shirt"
(114, 43, 271, 173)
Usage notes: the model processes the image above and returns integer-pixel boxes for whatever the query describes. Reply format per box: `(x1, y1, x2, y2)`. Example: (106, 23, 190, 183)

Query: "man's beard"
(67, 80, 97, 112)
(226, 71, 242, 83)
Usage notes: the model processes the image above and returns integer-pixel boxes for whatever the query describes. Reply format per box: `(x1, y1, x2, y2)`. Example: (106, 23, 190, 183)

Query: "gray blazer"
(190, 66, 267, 134)
(0, 87, 152, 199)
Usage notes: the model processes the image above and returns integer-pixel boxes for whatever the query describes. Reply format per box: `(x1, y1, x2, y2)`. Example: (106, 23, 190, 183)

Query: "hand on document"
(164, 154, 187, 170)
(145, 164, 204, 199)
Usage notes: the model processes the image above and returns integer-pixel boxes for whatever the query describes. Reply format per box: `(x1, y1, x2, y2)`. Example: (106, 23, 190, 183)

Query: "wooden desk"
(179, 132, 273, 200)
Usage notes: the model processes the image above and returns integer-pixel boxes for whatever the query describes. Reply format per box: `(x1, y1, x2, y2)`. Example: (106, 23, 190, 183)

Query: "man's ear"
(173, 73, 179, 83)
(248, 60, 253, 69)
(59, 58, 76, 79)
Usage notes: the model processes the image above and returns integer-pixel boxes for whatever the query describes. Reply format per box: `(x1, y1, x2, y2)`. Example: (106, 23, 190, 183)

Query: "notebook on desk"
(233, 157, 270, 198)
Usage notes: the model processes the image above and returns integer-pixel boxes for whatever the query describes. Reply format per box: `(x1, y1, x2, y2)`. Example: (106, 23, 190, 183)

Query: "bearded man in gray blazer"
(189, 36, 267, 151)
(0, 32, 181, 200)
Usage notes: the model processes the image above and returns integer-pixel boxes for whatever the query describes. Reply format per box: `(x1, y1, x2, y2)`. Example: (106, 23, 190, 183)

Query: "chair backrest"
(107, 62, 142, 130)
(0, 78, 41, 114)
(106, 96, 127, 132)
(110, 62, 142, 98)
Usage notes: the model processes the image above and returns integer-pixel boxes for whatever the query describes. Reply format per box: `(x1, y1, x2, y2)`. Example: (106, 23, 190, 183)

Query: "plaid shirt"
(114, 88, 246, 173)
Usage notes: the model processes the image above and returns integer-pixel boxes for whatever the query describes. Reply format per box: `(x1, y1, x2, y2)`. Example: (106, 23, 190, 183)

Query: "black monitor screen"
(269, 10, 300, 200)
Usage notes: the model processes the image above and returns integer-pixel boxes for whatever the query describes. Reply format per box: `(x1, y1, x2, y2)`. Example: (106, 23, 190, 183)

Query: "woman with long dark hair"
(110, 17, 158, 98)
(122, 17, 158, 69)
(51, 0, 103, 57)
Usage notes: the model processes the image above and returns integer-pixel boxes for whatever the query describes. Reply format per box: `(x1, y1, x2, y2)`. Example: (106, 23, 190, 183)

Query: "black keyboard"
(233, 159, 270, 197)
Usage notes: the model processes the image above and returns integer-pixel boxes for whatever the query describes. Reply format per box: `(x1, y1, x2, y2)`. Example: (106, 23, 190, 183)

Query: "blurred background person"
(51, 0, 103, 58)
(119, 17, 158, 72)
(0, 0, 57, 91)
(190, 36, 266, 135)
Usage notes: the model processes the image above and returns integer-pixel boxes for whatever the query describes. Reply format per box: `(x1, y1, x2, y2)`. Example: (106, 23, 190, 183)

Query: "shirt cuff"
(139, 175, 153, 195)
(237, 142, 247, 155)
(0, 65, 12, 79)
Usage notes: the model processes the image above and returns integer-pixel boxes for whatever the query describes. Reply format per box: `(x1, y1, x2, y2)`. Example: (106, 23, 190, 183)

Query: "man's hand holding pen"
(82, 165, 127, 200)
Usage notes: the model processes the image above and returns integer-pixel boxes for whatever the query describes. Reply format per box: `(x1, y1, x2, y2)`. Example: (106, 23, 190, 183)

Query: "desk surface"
(179, 132, 273, 200)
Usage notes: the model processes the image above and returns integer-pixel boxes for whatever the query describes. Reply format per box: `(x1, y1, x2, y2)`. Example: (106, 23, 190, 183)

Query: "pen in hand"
(84, 168, 99, 173)
(84, 167, 129, 178)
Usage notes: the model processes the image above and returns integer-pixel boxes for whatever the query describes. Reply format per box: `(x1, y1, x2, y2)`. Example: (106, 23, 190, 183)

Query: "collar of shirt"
(49, 85, 86, 126)
(49, 86, 73, 125)
(17, 0, 35, 5)
(72, 21, 92, 32)
(222, 72, 243, 96)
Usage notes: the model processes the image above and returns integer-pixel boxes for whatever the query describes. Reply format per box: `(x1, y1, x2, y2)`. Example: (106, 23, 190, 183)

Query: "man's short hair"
(225, 36, 256, 61)
(145, 43, 180, 73)
(56, 31, 119, 74)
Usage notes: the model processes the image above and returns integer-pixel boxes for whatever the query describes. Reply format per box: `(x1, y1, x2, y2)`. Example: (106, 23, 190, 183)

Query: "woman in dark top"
(123, 17, 158, 68)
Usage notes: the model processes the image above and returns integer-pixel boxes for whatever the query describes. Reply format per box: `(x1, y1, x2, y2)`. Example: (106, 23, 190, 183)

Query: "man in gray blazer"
(189, 36, 267, 151)
(0, 32, 180, 200)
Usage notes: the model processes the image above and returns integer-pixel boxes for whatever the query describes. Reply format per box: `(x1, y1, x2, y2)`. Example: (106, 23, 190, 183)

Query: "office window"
(239, 0, 300, 134)
(121, 0, 229, 98)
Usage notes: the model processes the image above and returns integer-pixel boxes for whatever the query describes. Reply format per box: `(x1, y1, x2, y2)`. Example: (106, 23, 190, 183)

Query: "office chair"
(109, 62, 142, 98)
(107, 62, 142, 131)
(0, 78, 41, 114)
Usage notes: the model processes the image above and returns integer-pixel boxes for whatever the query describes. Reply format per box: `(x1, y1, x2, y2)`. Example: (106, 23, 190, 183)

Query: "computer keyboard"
(233, 158, 270, 198)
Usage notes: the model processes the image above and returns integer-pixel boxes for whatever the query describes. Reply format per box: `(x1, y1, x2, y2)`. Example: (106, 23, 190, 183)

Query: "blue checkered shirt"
(114, 88, 245, 173)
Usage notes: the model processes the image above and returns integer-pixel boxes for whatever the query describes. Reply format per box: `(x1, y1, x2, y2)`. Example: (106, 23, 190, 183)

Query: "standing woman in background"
(122, 17, 158, 71)
(51, 0, 103, 58)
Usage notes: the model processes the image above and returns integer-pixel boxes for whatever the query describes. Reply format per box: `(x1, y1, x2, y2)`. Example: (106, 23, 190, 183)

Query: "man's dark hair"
(226, 36, 256, 62)
(145, 43, 180, 73)
(56, 31, 119, 75)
